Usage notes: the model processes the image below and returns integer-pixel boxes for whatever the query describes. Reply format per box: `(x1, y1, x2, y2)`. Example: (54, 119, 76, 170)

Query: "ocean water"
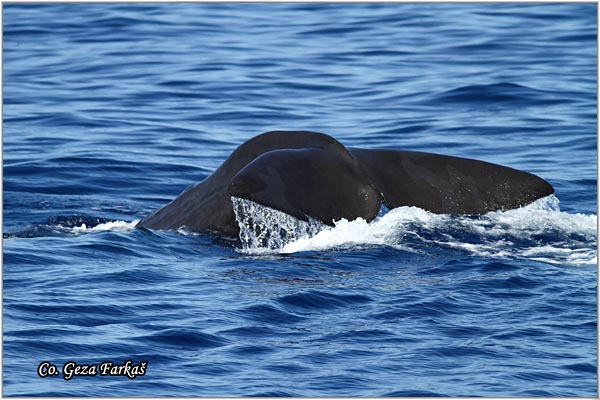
(3, 3, 597, 397)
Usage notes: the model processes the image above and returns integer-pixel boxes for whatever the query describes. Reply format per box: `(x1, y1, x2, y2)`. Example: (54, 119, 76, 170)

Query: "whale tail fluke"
(350, 148, 554, 215)
(228, 143, 554, 226)
(228, 147, 382, 225)
(141, 131, 555, 234)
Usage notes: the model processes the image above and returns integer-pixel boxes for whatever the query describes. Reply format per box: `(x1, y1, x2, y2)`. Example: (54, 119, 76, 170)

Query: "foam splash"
(64, 220, 139, 234)
(232, 195, 597, 266)
(282, 206, 447, 254)
(232, 197, 322, 252)
(5, 217, 141, 239)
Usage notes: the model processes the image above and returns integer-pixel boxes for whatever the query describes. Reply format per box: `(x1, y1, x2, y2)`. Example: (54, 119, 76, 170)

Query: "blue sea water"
(2, 2, 598, 397)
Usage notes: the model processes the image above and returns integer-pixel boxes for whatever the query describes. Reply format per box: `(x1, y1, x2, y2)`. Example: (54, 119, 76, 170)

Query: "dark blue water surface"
(3, 3, 597, 397)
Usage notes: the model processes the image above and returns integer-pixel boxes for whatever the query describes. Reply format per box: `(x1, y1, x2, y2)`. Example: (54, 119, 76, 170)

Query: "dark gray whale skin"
(137, 131, 554, 237)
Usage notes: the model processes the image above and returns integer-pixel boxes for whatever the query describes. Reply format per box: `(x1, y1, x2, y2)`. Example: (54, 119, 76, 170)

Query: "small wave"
(434, 82, 564, 106)
(67, 220, 139, 234)
(234, 195, 597, 266)
(5, 216, 139, 238)
(136, 328, 230, 348)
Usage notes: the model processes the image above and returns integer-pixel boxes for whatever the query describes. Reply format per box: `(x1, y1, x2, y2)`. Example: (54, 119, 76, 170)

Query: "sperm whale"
(138, 130, 554, 236)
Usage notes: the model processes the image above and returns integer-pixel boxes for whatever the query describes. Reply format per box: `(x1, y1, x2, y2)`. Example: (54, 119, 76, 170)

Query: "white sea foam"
(281, 206, 447, 254)
(66, 220, 139, 234)
(232, 195, 597, 266)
